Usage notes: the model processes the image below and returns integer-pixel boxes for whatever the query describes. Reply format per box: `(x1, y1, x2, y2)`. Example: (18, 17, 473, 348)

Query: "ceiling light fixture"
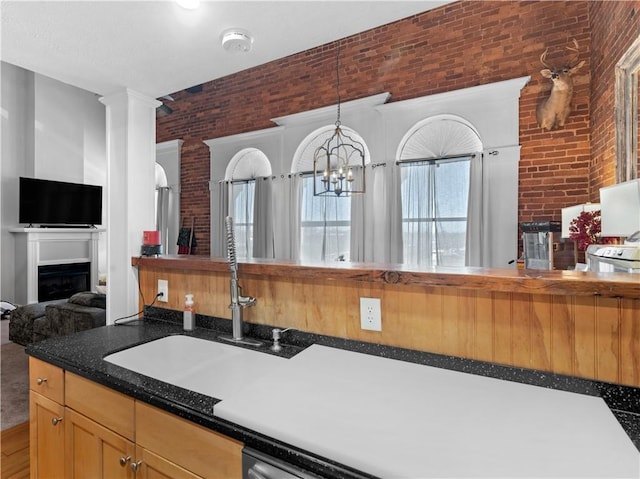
(221, 29, 254, 53)
(176, 0, 200, 9)
(313, 43, 366, 197)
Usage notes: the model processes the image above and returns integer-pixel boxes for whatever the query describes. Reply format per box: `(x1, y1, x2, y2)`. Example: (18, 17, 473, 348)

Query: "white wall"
(204, 79, 529, 269)
(1, 62, 34, 302)
(0, 62, 106, 303)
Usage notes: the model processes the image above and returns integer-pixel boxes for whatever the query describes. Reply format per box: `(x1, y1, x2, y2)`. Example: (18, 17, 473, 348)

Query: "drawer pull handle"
(130, 461, 142, 473)
(51, 417, 63, 426)
(119, 456, 131, 467)
(36, 377, 48, 385)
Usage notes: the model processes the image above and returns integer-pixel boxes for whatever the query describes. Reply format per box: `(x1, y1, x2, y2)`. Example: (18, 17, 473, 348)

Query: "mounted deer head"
(536, 39, 585, 131)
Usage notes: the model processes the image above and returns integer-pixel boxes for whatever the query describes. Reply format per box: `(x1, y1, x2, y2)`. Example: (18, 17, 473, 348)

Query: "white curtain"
(252, 177, 275, 258)
(213, 175, 301, 261)
(465, 152, 485, 267)
(351, 163, 403, 263)
(401, 162, 437, 268)
(211, 180, 230, 258)
(273, 175, 301, 261)
(464, 148, 520, 268)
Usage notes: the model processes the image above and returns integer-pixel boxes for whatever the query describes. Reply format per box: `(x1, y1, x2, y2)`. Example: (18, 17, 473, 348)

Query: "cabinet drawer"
(136, 402, 242, 479)
(29, 357, 64, 403)
(65, 372, 135, 441)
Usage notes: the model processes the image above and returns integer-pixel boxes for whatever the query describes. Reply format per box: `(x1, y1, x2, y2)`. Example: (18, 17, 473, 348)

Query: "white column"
(100, 90, 160, 324)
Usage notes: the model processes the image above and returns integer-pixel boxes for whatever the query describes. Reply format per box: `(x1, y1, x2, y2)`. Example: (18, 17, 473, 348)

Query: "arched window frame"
(291, 124, 370, 263)
(224, 148, 273, 258)
(397, 114, 483, 267)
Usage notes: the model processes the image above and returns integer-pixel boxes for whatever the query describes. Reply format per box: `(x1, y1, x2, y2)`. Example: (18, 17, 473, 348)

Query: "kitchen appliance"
(242, 448, 320, 479)
(586, 231, 640, 273)
(140, 230, 162, 256)
(600, 179, 640, 237)
(521, 221, 574, 270)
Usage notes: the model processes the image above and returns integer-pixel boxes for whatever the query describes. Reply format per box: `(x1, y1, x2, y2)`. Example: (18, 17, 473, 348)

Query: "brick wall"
(157, 1, 636, 256)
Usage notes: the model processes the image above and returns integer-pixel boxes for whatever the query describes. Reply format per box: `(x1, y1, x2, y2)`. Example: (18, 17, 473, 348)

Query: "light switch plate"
(360, 297, 382, 331)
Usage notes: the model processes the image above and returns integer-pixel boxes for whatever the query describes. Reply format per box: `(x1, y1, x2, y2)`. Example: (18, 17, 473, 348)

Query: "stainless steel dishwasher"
(242, 448, 321, 479)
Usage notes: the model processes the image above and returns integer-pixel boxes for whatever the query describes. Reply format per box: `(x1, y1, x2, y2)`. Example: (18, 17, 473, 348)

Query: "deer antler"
(566, 38, 580, 68)
(540, 48, 552, 69)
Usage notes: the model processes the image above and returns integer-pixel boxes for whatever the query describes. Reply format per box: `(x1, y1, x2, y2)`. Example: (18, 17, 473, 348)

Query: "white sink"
(103, 335, 286, 399)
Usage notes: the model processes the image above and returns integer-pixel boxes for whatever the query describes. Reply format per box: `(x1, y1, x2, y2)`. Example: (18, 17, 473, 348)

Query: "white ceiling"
(1, 0, 453, 99)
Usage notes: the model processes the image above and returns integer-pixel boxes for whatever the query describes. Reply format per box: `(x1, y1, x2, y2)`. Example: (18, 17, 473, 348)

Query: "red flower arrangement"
(568, 210, 616, 251)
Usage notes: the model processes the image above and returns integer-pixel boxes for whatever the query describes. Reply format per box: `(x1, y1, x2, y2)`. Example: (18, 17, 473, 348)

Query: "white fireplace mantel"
(10, 227, 105, 304)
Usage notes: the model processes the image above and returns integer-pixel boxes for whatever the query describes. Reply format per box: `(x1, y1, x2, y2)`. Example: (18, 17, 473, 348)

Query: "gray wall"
(0, 62, 107, 303)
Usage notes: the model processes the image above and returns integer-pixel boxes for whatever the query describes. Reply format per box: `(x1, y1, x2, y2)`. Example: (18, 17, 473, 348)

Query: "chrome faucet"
(220, 216, 262, 347)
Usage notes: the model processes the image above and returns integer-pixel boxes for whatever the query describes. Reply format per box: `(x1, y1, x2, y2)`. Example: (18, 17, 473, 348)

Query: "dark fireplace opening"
(38, 262, 90, 302)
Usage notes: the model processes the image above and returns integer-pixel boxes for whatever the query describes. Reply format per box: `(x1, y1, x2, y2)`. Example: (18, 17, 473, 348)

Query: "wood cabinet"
(136, 401, 242, 479)
(64, 373, 136, 478)
(133, 447, 202, 479)
(65, 407, 135, 479)
(65, 372, 135, 441)
(29, 357, 64, 404)
(29, 357, 65, 479)
(29, 359, 243, 479)
(29, 392, 65, 479)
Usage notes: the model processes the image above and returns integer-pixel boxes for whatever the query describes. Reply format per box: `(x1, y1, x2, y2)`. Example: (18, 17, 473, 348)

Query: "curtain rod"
(396, 153, 476, 166)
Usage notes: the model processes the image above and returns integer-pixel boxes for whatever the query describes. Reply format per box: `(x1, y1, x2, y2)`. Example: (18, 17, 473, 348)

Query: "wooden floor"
(1, 422, 29, 479)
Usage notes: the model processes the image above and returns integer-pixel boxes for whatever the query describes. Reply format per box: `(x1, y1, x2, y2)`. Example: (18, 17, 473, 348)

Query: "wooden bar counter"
(132, 255, 640, 388)
(132, 255, 640, 298)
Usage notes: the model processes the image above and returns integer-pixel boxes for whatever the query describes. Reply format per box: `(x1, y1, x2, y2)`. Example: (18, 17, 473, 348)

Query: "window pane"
(401, 158, 470, 267)
(435, 220, 467, 267)
(300, 176, 350, 262)
(434, 161, 469, 218)
(231, 182, 255, 257)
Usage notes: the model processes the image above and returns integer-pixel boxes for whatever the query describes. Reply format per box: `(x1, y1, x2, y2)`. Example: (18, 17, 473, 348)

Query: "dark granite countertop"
(26, 306, 640, 478)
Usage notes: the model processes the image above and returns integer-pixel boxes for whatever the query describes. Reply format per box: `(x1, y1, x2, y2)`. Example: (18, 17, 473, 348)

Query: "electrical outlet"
(360, 297, 382, 331)
(157, 279, 168, 302)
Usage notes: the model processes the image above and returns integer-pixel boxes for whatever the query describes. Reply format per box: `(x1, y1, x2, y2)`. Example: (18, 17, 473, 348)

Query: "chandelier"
(313, 43, 366, 197)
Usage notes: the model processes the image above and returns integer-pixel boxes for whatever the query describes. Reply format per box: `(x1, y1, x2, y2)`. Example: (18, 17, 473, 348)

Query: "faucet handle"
(238, 295, 256, 307)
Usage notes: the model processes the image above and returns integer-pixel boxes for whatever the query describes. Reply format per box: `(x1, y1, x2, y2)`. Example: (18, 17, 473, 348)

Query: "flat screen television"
(19, 177, 103, 227)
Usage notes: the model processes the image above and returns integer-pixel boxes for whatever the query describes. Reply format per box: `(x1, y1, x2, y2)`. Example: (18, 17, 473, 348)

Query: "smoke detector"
(221, 29, 253, 53)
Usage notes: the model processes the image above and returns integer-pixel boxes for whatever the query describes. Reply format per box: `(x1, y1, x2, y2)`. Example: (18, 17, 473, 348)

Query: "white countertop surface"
(215, 344, 640, 478)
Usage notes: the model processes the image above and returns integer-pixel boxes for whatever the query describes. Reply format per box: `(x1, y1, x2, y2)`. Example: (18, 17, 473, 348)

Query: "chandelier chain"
(312, 39, 366, 197)
(336, 42, 341, 127)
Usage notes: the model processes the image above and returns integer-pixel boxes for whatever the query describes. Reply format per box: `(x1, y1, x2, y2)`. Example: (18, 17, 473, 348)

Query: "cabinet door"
(30, 392, 65, 479)
(134, 446, 203, 479)
(65, 407, 135, 479)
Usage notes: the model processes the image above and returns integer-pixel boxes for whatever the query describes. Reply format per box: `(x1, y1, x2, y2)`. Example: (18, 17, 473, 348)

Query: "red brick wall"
(157, 1, 603, 256)
(590, 0, 640, 198)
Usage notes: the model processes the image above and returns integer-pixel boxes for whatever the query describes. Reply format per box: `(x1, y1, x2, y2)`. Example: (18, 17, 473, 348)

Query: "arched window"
(397, 115, 482, 267)
(397, 114, 482, 160)
(292, 125, 370, 263)
(225, 147, 272, 180)
(225, 148, 272, 258)
(155, 162, 170, 253)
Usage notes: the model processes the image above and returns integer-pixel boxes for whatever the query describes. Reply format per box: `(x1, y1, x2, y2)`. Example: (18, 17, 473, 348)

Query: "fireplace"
(38, 262, 91, 302)
(10, 227, 103, 304)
